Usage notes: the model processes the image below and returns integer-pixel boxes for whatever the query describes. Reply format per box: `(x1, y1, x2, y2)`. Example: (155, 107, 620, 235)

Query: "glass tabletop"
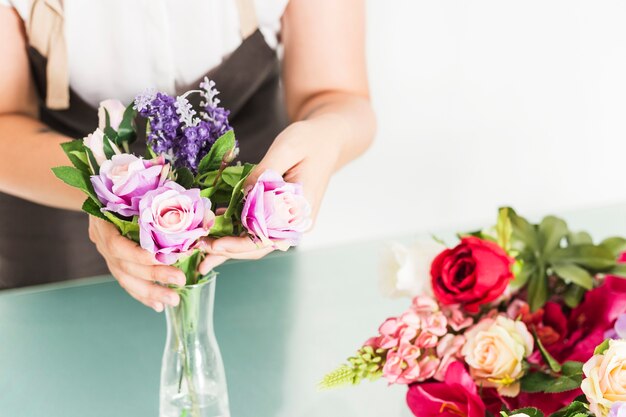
(1, 203, 625, 417)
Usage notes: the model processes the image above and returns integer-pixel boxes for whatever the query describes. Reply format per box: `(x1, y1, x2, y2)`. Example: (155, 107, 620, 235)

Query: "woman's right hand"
(88, 216, 186, 312)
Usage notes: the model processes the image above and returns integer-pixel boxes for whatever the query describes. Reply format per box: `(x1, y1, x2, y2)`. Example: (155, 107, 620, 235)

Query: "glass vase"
(159, 272, 230, 417)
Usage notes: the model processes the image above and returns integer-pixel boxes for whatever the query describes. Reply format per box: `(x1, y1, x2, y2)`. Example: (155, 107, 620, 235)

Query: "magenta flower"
(91, 154, 168, 217)
(241, 170, 311, 250)
(139, 181, 215, 265)
(406, 361, 486, 417)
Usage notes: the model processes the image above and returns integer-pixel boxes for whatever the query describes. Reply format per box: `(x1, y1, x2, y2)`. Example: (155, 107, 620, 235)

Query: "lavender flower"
(134, 79, 233, 173)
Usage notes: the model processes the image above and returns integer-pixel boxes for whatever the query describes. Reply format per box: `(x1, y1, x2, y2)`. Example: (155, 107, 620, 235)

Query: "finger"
(245, 138, 302, 187)
(107, 232, 160, 265)
(117, 273, 180, 308)
(198, 255, 228, 275)
(91, 217, 161, 265)
(119, 262, 186, 287)
(199, 236, 270, 254)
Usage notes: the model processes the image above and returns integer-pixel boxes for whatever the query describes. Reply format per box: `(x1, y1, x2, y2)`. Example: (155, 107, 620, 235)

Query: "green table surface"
(1, 204, 626, 417)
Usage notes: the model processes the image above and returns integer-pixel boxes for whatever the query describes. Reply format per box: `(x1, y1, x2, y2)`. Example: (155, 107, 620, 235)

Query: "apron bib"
(0, 0, 288, 289)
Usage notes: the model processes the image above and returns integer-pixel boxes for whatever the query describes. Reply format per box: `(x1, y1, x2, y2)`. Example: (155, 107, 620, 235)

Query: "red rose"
(430, 237, 513, 313)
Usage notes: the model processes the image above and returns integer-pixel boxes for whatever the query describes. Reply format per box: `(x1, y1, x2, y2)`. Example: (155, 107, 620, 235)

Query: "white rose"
(461, 315, 533, 397)
(83, 128, 122, 167)
(509, 414, 530, 417)
(98, 99, 126, 131)
(379, 240, 445, 298)
(581, 340, 626, 417)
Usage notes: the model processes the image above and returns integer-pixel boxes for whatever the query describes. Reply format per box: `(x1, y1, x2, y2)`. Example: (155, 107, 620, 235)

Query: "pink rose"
(98, 99, 126, 131)
(91, 154, 168, 217)
(406, 361, 486, 417)
(241, 170, 311, 250)
(139, 181, 215, 264)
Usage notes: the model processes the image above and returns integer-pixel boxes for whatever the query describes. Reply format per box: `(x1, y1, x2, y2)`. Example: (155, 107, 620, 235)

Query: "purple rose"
(91, 154, 168, 217)
(139, 181, 215, 265)
(241, 170, 311, 250)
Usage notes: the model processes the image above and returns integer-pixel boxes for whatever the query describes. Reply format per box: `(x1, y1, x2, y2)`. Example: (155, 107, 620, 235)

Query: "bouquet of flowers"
(52, 78, 311, 284)
(52, 79, 312, 417)
(321, 208, 626, 417)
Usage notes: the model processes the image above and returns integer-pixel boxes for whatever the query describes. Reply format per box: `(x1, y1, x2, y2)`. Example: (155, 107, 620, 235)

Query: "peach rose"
(461, 315, 533, 396)
(581, 340, 626, 417)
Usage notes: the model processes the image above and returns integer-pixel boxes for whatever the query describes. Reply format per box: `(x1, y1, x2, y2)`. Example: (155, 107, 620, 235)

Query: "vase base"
(161, 385, 230, 417)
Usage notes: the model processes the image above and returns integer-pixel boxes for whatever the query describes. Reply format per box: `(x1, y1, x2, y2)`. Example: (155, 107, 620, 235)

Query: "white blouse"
(1, 0, 288, 108)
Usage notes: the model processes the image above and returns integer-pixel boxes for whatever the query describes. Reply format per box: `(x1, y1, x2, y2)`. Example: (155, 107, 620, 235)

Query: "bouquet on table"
(321, 208, 626, 417)
(53, 79, 311, 417)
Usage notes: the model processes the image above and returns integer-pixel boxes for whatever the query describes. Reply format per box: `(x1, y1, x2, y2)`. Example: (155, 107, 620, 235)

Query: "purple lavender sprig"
(133, 79, 233, 173)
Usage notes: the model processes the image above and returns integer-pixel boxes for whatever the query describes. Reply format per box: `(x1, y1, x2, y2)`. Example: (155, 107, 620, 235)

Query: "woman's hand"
(88, 216, 186, 312)
(197, 119, 340, 274)
(198, 0, 376, 273)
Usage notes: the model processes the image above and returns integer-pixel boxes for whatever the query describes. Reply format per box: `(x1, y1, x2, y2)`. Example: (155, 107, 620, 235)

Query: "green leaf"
(551, 263, 594, 290)
(81, 197, 107, 221)
(116, 102, 137, 144)
(567, 231, 593, 245)
(538, 215, 568, 255)
(549, 244, 617, 271)
(102, 211, 140, 242)
(601, 237, 626, 258)
(502, 408, 544, 417)
(224, 164, 254, 218)
(173, 250, 202, 286)
(534, 331, 562, 372)
(200, 187, 214, 198)
(527, 265, 549, 311)
(60, 140, 90, 173)
(543, 374, 583, 393)
(561, 361, 584, 376)
(197, 130, 236, 174)
(511, 262, 533, 289)
(103, 109, 119, 145)
(551, 400, 592, 417)
(563, 284, 586, 308)
(52, 166, 98, 201)
(83, 146, 100, 174)
(607, 263, 626, 279)
(521, 371, 553, 393)
(209, 214, 234, 237)
(594, 339, 610, 355)
(174, 168, 195, 189)
(507, 208, 539, 251)
(102, 132, 117, 159)
(496, 207, 513, 252)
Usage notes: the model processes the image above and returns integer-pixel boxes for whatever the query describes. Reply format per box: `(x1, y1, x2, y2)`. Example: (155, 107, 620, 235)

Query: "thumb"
(244, 140, 300, 189)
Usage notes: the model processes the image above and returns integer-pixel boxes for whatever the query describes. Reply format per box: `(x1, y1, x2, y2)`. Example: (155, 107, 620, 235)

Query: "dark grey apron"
(0, 4, 288, 289)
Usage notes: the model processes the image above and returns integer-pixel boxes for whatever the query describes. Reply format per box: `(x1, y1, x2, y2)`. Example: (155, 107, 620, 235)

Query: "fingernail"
(213, 245, 225, 252)
(153, 302, 164, 313)
(163, 293, 179, 306)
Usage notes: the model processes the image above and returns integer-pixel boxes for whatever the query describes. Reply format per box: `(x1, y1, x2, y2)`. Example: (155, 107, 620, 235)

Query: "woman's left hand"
(197, 119, 340, 274)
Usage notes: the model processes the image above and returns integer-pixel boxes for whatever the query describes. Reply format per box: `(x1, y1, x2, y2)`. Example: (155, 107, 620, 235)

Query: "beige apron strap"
(235, 0, 258, 39)
(26, 0, 69, 110)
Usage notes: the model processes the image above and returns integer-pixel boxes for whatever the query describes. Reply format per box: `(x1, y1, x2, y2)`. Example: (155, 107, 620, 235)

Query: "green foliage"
(175, 167, 195, 189)
(102, 211, 139, 241)
(550, 399, 592, 417)
(594, 339, 610, 355)
(520, 361, 583, 394)
(81, 198, 106, 221)
(52, 166, 98, 202)
(501, 408, 544, 417)
(319, 346, 385, 389)
(534, 333, 562, 373)
(197, 130, 236, 174)
(499, 207, 622, 311)
(116, 103, 137, 145)
(174, 250, 203, 286)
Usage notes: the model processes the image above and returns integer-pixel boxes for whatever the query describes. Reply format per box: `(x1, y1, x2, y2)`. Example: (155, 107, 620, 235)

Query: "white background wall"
(303, 0, 626, 249)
